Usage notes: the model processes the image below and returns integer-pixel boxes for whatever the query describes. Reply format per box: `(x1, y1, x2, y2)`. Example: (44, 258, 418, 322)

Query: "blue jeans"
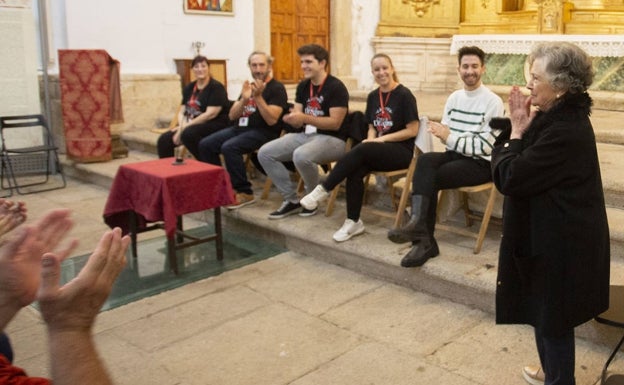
(198, 126, 278, 194)
(257, 133, 346, 202)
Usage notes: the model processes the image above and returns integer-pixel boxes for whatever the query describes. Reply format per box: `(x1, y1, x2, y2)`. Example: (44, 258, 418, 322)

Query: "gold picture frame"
(184, 0, 233, 15)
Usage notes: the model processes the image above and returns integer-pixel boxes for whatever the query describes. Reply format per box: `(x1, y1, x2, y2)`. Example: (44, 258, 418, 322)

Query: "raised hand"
(0, 209, 76, 323)
(250, 78, 266, 98)
(241, 80, 253, 100)
(508, 85, 535, 139)
(38, 227, 130, 332)
(0, 199, 27, 237)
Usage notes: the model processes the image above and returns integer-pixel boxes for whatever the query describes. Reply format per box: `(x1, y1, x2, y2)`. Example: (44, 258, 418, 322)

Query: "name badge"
(238, 117, 249, 127)
(304, 124, 317, 135)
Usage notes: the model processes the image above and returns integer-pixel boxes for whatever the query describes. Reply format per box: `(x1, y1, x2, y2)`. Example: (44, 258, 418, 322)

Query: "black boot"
(400, 237, 439, 267)
(387, 195, 430, 244)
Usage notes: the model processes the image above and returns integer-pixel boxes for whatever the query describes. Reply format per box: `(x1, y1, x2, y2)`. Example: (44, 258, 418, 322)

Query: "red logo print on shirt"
(373, 107, 393, 134)
(242, 98, 257, 117)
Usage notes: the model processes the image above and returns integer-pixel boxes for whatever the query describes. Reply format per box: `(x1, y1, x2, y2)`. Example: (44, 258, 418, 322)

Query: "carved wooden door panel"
(270, 0, 330, 84)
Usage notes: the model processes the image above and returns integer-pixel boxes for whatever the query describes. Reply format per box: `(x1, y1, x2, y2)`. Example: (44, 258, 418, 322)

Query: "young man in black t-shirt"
(257, 44, 349, 219)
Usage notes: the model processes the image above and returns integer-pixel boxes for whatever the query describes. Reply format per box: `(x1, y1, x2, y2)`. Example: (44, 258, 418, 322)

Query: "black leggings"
(323, 142, 412, 221)
(411, 151, 491, 236)
(157, 116, 229, 159)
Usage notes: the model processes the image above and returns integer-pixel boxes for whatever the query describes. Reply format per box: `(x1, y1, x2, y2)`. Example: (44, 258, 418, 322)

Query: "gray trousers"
(257, 132, 346, 202)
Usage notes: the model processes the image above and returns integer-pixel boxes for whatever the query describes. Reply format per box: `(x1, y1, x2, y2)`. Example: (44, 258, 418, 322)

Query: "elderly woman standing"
(492, 42, 610, 384)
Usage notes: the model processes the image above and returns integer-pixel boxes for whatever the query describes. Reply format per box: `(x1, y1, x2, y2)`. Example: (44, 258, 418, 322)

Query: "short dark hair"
(457, 46, 486, 66)
(191, 55, 209, 67)
(297, 44, 329, 66)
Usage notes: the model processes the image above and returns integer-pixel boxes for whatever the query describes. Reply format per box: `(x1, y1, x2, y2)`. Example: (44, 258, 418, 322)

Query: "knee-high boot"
(387, 194, 430, 244)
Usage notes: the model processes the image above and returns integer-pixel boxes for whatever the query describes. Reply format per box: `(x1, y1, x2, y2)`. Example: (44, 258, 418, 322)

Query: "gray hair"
(248, 51, 273, 66)
(528, 42, 594, 94)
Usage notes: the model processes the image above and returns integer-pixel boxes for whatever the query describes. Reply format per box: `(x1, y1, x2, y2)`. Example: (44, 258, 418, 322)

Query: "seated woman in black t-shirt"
(157, 55, 230, 159)
(300, 53, 420, 242)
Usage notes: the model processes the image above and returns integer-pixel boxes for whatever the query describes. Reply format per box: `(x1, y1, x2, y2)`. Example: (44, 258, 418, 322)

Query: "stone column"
(330, 0, 356, 89)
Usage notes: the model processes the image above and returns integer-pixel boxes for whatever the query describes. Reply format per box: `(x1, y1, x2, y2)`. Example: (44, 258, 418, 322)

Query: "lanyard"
(309, 75, 327, 99)
(379, 88, 392, 113)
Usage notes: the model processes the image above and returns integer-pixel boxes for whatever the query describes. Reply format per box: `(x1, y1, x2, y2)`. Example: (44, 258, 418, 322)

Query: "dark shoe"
(400, 238, 439, 267)
(226, 192, 256, 210)
(268, 201, 302, 219)
(387, 194, 430, 244)
(298, 207, 318, 217)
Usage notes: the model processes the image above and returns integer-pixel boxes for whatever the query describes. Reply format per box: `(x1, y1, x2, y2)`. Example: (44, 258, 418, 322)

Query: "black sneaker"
(268, 201, 302, 219)
(298, 207, 317, 217)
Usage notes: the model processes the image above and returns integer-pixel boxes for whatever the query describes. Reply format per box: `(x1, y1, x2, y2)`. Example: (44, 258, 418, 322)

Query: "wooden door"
(270, 0, 330, 84)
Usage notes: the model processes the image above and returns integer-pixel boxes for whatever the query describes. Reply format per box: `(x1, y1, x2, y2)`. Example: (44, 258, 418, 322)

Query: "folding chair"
(358, 147, 421, 228)
(595, 285, 624, 385)
(0, 114, 66, 195)
(435, 182, 499, 254)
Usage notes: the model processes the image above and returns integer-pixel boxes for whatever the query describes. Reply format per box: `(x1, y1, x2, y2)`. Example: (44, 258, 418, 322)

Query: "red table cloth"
(103, 158, 235, 237)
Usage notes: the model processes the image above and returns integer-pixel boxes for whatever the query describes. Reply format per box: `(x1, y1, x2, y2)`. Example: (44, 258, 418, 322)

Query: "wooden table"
(103, 158, 235, 274)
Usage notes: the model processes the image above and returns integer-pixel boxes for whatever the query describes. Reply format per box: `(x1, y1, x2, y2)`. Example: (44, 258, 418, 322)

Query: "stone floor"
(5, 89, 624, 384)
(2, 175, 623, 385)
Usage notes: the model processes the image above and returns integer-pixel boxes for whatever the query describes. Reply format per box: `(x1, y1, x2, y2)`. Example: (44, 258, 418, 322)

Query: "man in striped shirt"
(387, 45, 505, 267)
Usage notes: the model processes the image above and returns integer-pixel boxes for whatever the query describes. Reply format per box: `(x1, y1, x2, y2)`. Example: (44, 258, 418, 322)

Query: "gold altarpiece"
(373, 0, 624, 100)
(377, 0, 624, 37)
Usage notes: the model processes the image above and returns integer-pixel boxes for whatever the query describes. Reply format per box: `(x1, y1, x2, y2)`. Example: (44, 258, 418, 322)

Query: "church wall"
(39, 0, 380, 139)
(59, 0, 256, 98)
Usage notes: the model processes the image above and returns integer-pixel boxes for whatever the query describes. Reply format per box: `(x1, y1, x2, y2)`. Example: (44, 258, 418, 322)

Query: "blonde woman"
(301, 53, 419, 241)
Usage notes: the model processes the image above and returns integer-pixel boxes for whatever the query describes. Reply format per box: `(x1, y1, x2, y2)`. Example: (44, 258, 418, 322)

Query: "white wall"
(1, 5, 40, 116)
(47, 0, 380, 96)
(52, 0, 256, 97)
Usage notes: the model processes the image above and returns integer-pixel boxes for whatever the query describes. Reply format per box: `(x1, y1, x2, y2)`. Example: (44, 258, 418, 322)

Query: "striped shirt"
(441, 85, 505, 161)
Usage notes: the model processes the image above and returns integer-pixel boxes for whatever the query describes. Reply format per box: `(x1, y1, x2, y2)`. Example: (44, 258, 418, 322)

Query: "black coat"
(491, 92, 610, 337)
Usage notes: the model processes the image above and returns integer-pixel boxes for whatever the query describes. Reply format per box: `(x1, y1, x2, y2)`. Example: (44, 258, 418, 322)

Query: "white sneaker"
(332, 219, 365, 242)
(300, 184, 329, 210)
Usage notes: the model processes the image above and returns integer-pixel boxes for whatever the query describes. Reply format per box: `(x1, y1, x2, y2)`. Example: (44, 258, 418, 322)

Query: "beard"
(253, 72, 268, 81)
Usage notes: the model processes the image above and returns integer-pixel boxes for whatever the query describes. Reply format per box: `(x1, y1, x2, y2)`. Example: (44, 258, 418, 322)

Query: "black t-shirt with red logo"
(236, 78, 288, 133)
(181, 78, 229, 120)
(365, 83, 418, 151)
(294, 74, 349, 139)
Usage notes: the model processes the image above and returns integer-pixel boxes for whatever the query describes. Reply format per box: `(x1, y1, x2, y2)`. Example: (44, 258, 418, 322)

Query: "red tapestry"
(58, 50, 123, 162)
